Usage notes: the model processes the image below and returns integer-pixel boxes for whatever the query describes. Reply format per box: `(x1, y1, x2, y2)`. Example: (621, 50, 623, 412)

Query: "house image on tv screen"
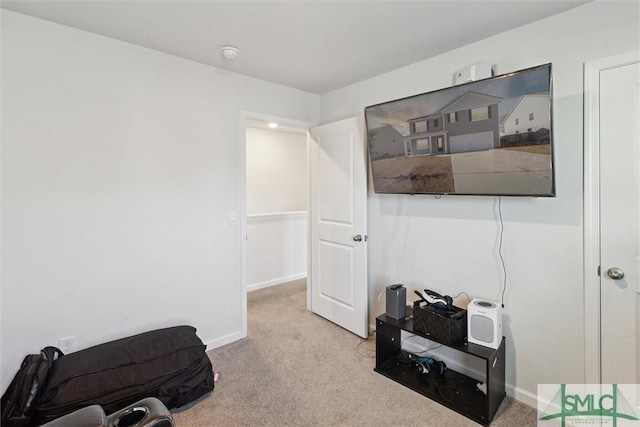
(364, 63, 554, 196)
(403, 91, 503, 156)
(367, 124, 406, 159)
(501, 93, 551, 145)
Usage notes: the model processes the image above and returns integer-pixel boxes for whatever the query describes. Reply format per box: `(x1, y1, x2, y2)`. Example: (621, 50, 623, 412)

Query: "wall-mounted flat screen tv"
(364, 63, 555, 197)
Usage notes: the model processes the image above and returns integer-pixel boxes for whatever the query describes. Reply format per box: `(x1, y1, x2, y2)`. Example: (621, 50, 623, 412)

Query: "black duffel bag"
(36, 325, 214, 424)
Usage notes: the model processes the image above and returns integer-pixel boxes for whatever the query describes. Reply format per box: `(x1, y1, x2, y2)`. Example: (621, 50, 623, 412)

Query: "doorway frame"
(583, 50, 640, 384)
(239, 111, 317, 339)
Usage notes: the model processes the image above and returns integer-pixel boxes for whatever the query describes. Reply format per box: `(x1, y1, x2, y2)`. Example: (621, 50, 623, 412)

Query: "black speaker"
(386, 284, 406, 320)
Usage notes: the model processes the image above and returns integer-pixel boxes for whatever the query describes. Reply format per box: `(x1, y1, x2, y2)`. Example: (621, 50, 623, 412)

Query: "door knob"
(353, 234, 362, 242)
(607, 267, 625, 280)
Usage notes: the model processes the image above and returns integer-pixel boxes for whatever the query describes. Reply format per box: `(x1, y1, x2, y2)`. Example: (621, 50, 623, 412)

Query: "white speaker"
(454, 62, 494, 85)
(467, 299, 502, 349)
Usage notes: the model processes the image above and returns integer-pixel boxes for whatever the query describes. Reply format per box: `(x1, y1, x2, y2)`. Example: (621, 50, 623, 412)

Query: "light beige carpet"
(172, 279, 537, 426)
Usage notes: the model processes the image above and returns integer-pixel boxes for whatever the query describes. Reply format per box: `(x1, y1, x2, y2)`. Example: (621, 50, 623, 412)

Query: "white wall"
(319, 0, 639, 406)
(245, 127, 308, 289)
(246, 212, 307, 291)
(246, 127, 307, 214)
(0, 10, 319, 390)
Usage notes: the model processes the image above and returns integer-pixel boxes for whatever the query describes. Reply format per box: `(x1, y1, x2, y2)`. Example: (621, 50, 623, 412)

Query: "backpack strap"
(41, 346, 64, 361)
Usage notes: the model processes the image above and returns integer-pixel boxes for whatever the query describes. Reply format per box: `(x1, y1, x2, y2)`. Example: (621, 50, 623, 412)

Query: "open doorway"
(240, 113, 316, 338)
(245, 119, 308, 290)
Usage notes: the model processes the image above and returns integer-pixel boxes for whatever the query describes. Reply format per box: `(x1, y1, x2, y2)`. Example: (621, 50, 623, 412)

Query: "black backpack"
(1, 347, 63, 427)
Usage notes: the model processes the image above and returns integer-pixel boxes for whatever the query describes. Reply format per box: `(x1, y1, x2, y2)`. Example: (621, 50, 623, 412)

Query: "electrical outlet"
(59, 336, 76, 354)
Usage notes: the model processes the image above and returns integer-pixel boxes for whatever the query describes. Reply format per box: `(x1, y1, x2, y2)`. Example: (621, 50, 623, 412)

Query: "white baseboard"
(247, 273, 306, 292)
(508, 383, 538, 409)
(204, 330, 244, 352)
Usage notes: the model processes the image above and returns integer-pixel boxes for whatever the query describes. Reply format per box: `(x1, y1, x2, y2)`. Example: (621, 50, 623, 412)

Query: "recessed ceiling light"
(220, 45, 240, 60)
(268, 122, 278, 129)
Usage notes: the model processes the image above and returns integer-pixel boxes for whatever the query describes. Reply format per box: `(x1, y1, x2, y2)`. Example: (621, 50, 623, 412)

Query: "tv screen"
(364, 63, 555, 197)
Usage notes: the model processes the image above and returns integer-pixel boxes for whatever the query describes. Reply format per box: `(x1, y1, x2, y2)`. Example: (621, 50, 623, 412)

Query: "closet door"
(598, 58, 639, 384)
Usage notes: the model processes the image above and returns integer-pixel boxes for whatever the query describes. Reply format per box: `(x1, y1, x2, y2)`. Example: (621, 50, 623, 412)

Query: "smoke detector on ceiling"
(220, 45, 240, 60)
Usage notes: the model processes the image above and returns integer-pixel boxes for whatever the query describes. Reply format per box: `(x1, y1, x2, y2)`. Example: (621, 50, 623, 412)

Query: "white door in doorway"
(584, 51, 640, 384)
(309, 117, 368, 338)
(599, 56, 639, 384)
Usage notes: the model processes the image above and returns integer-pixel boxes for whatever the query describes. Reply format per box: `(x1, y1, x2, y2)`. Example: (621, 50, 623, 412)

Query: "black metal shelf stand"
(374, 312, 505, 426)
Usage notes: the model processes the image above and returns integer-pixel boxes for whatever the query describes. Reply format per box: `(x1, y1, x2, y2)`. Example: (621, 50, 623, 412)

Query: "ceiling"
(246, 119, 307, 134)
(1, 0, 592, 94)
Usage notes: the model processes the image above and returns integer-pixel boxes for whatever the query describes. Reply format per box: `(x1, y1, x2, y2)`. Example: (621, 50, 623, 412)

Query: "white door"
(309, 116, 368, 338)
(599, 57, 640, 384)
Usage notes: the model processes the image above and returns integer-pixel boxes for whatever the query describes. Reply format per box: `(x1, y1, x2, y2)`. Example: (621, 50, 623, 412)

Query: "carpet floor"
(171, 279, 537, 426)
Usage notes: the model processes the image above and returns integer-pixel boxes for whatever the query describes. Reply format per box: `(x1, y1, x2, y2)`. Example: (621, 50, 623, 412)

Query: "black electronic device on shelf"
(386, 284, 407, 320)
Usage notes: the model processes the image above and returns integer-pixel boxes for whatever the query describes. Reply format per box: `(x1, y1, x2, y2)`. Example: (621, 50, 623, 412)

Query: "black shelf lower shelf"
(375, 313, 505, 426)
(375, 358, 490, 425)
